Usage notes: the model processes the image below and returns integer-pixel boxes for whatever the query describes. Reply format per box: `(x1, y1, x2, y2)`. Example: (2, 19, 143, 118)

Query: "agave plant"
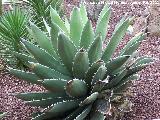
(27, 0, 63, 30)
(9, 4, 153, 120)
(0, 7, 29, 67)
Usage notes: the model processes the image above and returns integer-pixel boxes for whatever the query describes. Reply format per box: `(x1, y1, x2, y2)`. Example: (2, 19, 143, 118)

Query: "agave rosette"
(9, 4, 153, 120)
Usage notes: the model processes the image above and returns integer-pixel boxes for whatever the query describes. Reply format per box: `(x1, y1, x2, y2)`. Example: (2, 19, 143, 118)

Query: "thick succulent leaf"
(65, 106, 86, 120)
(88, 35, 102, 64)
(26, 26, 34, 38)
(80, 3, 88, 26)
(50, 7, 69, 35)
(102, 17, 131, 63)
(125, 64, 148, 78)
(30, 22, 58, 59)
(50, 22, 60, 52)
(32, 112, 41, 119)
(104, 68, 128, 89)
(73, 49, 89, 79)
(29, 63, 71, 80)
(90, 111, 105, 120)
(70, 7, 83, 47)
(113, 51, 139, 74)
(58, 33, 77, 73)
(85, 60, 105, 86)
(80, 20, 94, 50)
(106, 55, 130, 75)
(114, 15, 128, 31)
(122, 41, 141, 56)
(113, 74, 139, 93)
(80, 92, 99, 106)
(31, 112, 54, 120)
(75, 104, 92, 120)
(95, 6, 111, 41)
(15, 92, 67, 101)
(43, 18, 51, 35)
(0, 112, 6, 119)
(8, 68, 40, 84)
(12, 51, 37, 63)
(25, 97, 73, 108)
(133, 56, 153, 67)
(25, 98, 62, 108)
(97, 4, 110, 26)
(65, 16, 70, 31)
(48, 100, 80, 117)
(42, 79, 67, 92)
(125, 50, 139, 63)
(66, 79, 88, 98)
(92, 65, 106, 85)
(120, 32, 145, 55)
(21, 39, 70, 75)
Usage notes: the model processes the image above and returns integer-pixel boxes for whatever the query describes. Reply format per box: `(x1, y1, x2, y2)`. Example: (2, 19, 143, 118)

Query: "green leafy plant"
(27, 0, 63, 30)
(0, 112, 6, 119)
(9, 4, 153, 120)
(0, 7, 29, 68)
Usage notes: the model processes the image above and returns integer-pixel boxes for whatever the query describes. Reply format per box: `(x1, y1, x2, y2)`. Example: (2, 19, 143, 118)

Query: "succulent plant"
(0, 7, 29, 68)
(27, 0, 64, 30)
(9, 4, 153, 120)
(0, 112, 6, 119)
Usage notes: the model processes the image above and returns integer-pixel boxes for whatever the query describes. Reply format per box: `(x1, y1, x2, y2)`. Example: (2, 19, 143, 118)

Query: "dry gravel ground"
(0, 0, 160, 120)
(0, 72, 44, 120)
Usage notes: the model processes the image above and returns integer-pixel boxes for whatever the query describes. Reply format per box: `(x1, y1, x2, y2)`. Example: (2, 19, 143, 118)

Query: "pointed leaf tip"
(73, 49, 89, 79)
(58, 33, 77, 73)
(70, 7, 83, 47)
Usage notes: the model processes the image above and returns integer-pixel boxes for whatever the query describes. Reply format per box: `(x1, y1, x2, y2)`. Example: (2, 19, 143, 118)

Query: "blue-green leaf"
(80, 20, 94, 50)
(70, 7, 83, 47)
(102, 17, 131, 63)
(95, 6, 111, 41)
(50, 7, 69, 35)
(88, 35, 102, 64)
(58, 33, 77, 73)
